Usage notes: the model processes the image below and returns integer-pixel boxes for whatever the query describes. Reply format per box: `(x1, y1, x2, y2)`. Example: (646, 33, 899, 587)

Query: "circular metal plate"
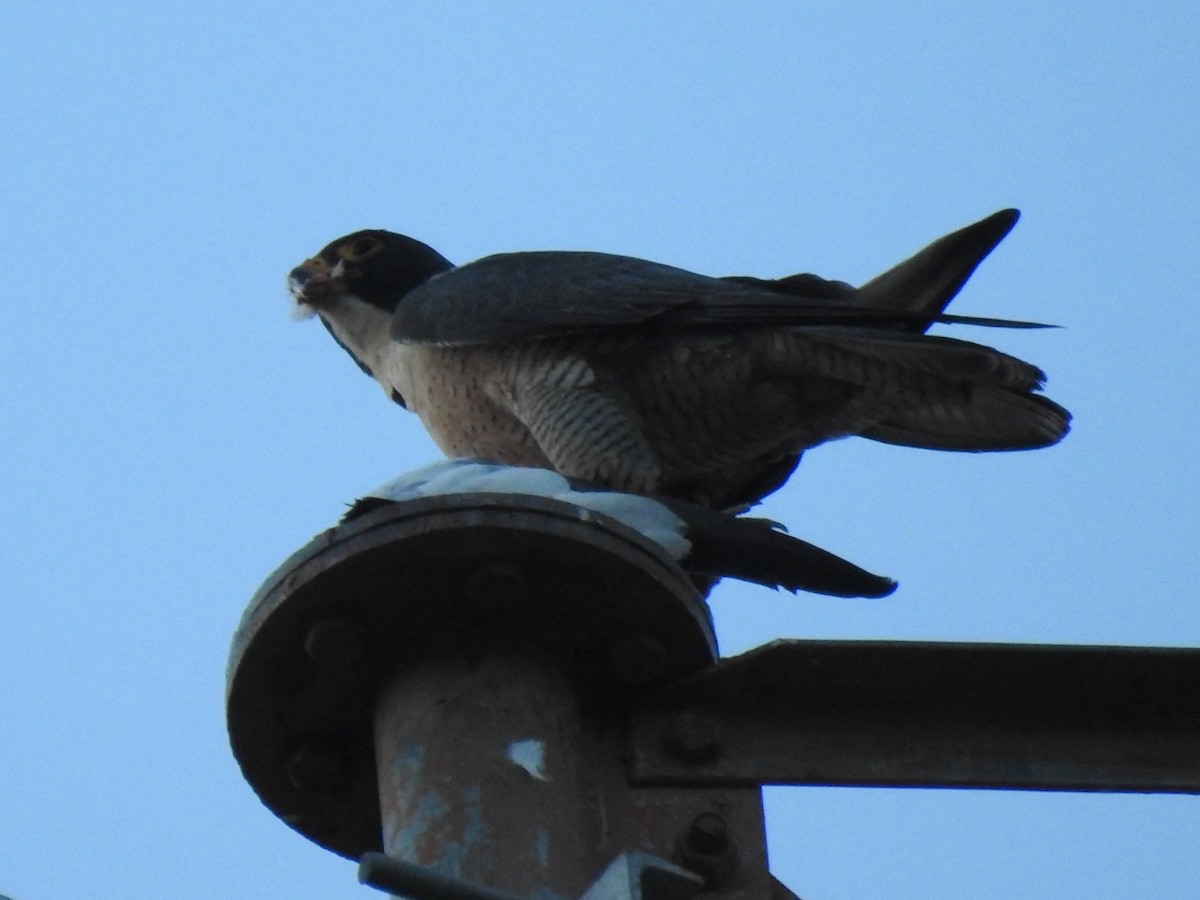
(226, 494, 716, 858)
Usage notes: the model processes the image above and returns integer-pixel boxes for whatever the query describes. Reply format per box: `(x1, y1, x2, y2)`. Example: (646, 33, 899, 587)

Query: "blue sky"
(2, 3, 1198, 898)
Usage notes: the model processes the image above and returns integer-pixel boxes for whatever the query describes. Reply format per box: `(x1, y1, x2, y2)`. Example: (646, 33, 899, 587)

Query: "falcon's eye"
(341, 236, 382, 261)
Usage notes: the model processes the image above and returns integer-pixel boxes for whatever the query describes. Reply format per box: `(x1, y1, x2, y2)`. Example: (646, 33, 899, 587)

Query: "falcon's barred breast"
(289, 209, 1069, 510)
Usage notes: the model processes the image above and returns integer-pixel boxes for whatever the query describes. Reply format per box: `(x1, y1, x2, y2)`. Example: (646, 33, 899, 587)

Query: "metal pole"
(372, 653, 608, 896)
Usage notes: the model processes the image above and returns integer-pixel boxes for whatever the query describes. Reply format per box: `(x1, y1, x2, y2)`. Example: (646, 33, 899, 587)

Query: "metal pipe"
(373, 654, 606, 897)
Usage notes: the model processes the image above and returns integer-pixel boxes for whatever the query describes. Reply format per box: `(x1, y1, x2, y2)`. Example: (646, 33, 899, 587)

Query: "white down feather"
(362, 460, 691, 558)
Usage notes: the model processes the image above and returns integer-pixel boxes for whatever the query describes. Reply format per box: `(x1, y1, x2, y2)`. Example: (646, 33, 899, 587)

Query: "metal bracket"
(358, 851, 704, 900)
(578, 852, 704, 900)
(359, 852, 530, 900)
(629, 639, 1200, 792)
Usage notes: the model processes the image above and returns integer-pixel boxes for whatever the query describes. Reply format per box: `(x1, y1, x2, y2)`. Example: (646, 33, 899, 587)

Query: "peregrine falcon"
(289, 210, 1069, 509)
(342, 460, 896, 598)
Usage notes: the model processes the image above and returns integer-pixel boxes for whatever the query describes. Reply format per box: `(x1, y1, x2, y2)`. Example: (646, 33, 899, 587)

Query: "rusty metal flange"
(227, 494, 717, 858)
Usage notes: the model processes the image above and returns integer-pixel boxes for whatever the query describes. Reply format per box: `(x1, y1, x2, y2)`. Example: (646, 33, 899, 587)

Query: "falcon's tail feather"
(765, 328, 1071, 452)
(853, 209, 1021, 328)
(798, 330, 1049, 390)
(862, 391, 1071, 451)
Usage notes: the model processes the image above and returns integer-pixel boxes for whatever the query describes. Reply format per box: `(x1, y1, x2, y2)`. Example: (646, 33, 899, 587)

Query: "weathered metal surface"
(358, 851, 528, 900)
(358, 849, 707, 900)
(577, 852, 705, 900)
(373, 654, 603, 894)
(628, 639, 1200, 792)
(370, 649, 773, 898)
(227, 494, 717, 859)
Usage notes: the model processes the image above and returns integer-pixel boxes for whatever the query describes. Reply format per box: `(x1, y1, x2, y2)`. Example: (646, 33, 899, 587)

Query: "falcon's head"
(288, 230, 453, 316)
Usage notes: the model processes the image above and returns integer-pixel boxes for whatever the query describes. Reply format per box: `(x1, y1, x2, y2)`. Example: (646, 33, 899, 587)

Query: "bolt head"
(664, 707, 722, 762)
(676, 811, 738, 887)
(686, 812, 729, 854)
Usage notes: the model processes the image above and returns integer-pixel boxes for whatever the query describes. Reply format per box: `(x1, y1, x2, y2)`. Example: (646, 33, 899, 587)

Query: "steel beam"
(628, 639, 1200, 792)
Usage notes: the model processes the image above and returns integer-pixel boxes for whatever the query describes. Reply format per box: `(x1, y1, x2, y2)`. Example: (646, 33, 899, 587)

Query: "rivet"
(663, 707, 722, 763)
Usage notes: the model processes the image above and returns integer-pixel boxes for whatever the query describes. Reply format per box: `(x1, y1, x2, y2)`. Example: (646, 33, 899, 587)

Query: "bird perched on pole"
(289, 210, 1069, 510)
(341, 460, 897, 599)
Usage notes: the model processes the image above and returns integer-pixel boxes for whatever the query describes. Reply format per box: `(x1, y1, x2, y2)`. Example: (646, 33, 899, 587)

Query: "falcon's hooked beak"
(288, 257, 346, 311)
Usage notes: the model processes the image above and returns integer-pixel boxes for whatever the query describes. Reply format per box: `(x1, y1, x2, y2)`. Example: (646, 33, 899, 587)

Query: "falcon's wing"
(391, 209, 1034, 346)
(392, 250, 745, 345)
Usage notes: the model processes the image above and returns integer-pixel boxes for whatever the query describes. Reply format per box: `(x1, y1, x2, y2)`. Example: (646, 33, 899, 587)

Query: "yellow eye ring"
(340, 236, 382, 261)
